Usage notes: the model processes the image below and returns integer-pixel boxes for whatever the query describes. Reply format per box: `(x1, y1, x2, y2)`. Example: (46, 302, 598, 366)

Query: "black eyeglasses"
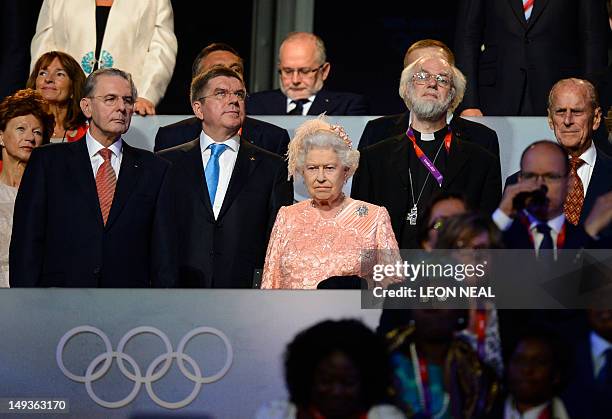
(198, 89, 248, 102)
(519, 172, 566, 183)
(278, 64, 325, 78)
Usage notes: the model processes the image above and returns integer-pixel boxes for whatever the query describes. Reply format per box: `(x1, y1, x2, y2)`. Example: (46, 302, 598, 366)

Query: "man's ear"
(547, 110, 554, 131)
(320, 62, 331, 81)
(80, 97, 93, 119)
(593, 106, 602, 131)
(192, 100, 204, 120)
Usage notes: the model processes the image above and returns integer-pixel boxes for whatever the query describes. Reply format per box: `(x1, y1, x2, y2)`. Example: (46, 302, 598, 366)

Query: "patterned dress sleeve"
(375, 206, 403, 286)
(261, 206, 288, 289)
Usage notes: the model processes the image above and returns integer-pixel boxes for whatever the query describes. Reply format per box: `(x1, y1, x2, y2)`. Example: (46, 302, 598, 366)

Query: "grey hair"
(547, 78, 600, 113)
(83, 68, 138, 99)
(288, 118, 359, 179)
(398, 56, 466, 114)
(280, 32, 327, 65)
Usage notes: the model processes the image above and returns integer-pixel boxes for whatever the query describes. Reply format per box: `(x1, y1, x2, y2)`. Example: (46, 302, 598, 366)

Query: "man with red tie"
(10, 68, 173, 287)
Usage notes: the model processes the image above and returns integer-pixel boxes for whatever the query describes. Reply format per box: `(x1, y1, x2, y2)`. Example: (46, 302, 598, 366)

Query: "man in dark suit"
(455, 0, 608, 116)
(158, 67, 293, 288)
(10, 68, 173, 287)
(359, 39, 499, 156)
(562, 309, 612, 419)
(154, 43, 290, 155)
(351, 56, 501, 249)
(246, 32, 369, 116)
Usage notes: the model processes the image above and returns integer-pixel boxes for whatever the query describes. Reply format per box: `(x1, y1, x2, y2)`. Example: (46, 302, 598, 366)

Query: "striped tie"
(564, 157, 585, 226)
(523, 0, 534, 20)
(95, 148, 117, 225)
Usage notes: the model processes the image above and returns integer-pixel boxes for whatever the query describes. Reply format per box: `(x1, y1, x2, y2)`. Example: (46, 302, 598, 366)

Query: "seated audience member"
(27, 51, 87, 142)
(562, 309, 612, 419)
(386, 309, 499, 418)
(358, 39, 499, 157)
(435, 213, 504, 378)
(261, 118, 399, 289)
(31, 0, 178, 115)
(255, 319, 404, 419)
(0, 89, 53, 287)
(351, 55, 501, 249)
(417, 192, 468, 251)
(154, 42, 290, 156)
(10, 68, 173, 288)
(499, 329, 571, 419)
(158, 67, 293, 288)
(246, 32, 370, 116)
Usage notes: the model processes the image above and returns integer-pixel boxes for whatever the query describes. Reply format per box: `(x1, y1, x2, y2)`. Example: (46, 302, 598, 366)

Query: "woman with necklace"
(261, 117, 401, 289)
(0, 89, 54, 287)
(387, 309, 500, 419)
(27, 51, 87, 143)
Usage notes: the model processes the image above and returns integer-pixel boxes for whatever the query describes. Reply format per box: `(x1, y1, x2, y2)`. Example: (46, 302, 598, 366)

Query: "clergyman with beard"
(351, 55, 501, 248)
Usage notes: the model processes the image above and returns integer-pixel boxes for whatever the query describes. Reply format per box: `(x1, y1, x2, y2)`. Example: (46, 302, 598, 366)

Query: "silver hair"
(83, 68, 138, 99)
(398, 56, 466, 115)
(279, 32, 327, 65)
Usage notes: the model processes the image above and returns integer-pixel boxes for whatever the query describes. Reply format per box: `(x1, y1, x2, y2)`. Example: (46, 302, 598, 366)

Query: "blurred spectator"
(455, 0, 608, 116)
(386, 309, 499, 418)
(352, 55, 501, 249)
(27, 51, 87, 142)
(358, 39, 499, 157)
(255, 319, 404, 419)
(417, 192, 468, 251)
(247, 32, 370, 116)
(261, 118, 400, 289)
(30, 0, 177, 115)
(154, 42, 290, 156)
(0, 89, 53, 287)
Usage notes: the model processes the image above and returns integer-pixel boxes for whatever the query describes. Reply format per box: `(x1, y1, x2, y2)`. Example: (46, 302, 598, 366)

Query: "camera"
(512, 184, 548, 211)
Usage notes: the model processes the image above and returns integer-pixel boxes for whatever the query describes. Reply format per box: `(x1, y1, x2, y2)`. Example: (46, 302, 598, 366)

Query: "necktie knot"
(209, 143, 228, 158)
(288, 98, 310, 115)
(536, 222, 551, 234)
(570, 156, 585, 171)
(99, 148, 112, 162)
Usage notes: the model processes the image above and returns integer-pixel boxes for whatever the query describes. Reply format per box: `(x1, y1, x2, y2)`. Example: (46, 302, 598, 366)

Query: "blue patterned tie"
(204, 143, 228, 205)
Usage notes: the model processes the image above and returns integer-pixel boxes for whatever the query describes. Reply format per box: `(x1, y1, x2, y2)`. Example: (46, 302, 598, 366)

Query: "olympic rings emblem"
(56, 325, 233, 409)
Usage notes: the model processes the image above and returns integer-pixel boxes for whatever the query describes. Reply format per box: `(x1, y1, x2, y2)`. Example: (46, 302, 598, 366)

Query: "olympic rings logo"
(56, 325, 233, 409)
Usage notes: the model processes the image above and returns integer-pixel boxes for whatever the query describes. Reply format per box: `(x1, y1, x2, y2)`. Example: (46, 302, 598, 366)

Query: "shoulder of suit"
(241, 140, 285, 162)
(156, 138, 199, 159)
(244, 116, 287, 134)
(124, 142, 170, 167)
(361, 132, 407, 154)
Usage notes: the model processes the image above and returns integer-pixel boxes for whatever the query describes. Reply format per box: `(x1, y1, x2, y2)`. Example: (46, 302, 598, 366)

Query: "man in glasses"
(246, 32, 369, 116)
(158, 66, 293, 288)
(154, 42, 290, 156)
(352, 55, 501, 249)
(11, 68, 174, 287)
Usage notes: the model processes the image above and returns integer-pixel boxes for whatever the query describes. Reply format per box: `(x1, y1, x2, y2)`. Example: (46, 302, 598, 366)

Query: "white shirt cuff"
(492, 208, 513, 231)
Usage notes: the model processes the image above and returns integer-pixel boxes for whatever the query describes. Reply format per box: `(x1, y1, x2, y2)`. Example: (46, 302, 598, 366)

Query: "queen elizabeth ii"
(261, 118, 400, 289)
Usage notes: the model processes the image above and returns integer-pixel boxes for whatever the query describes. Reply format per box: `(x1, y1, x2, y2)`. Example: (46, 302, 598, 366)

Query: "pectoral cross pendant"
(407, 205, 418, 225)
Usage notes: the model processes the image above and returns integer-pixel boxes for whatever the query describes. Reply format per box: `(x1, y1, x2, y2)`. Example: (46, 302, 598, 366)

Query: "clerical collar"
(411, 126, 449, 142)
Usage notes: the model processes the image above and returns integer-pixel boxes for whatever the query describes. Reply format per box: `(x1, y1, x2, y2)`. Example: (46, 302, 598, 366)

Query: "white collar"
(577, 142, 597, 167)
(591, 331, 612, 360)
(526, 212, 566, 234)
(85, 129, 123, 158)
(199, 130, 240, 153)
(286, 94, 316, 106)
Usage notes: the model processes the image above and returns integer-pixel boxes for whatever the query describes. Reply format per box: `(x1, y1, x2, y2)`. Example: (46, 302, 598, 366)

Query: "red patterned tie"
(95, 148, 117, 225)
(564, 156, 585, 225)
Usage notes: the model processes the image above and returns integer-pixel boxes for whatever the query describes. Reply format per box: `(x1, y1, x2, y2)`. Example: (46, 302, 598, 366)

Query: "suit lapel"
(273, 90, 289, 115)
(308, 91, 331, 115)
(184, 139, 215, 216)
(389, 134, 410, 188)
(105, 142, 141, 229)
(582, 152, 612, 221)
(217, 141, 261, 220)
(507, 0, 529, 28)
(526, 0, 549, 30)
(67, 139, 104, 228)
(442, 133, 470, 189)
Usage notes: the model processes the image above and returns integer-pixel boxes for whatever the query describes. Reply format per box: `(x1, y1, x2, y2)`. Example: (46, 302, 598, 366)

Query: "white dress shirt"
(85, 130, 123, 178)
(576, 142, 597, 197)
(591, 331, 612, 377)
(286, 94, 316, 115)
(200, 131, 240, 219)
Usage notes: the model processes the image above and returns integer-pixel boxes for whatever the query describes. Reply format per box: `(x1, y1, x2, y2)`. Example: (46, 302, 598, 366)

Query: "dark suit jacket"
(502, 217, 593, 251)
(351, 133, 501, 248)
(154, 116, 290, 156)
(588, 66, 612, 157)
(158, 139, 293, 288)
(10, 140, 173, 287)
(455, 0, 608, 115)
(246, 89, 370, 116)
(504, 148, 612, 238)
(358, 111, 500, 156)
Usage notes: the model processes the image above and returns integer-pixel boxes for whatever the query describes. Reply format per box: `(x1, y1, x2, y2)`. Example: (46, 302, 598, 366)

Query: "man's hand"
(498, 180, 542, 217)
(134, 98, 156, 116)
(460, 108, 484, 117)
(584, 191, 612, 238)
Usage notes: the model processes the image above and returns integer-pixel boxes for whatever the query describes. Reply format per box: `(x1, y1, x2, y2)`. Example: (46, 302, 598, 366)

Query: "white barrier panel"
(126, 115, 556, 193)
(0, 289, 380, 418)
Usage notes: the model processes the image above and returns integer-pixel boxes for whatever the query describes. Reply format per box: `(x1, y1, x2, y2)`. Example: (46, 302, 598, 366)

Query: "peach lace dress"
(261, 198, 400, 289)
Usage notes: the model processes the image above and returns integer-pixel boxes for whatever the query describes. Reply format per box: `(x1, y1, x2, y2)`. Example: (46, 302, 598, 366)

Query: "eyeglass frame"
(278, 64, 326, 78)
(412, 71, 452, 88)
(518, 171, 568, 183)
(88, 95, 136, 108)
(197, 88, 248, 102)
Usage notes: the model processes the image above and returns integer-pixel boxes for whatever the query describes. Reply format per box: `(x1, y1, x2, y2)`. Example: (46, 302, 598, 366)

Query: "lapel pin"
(250, 156, 256, 161)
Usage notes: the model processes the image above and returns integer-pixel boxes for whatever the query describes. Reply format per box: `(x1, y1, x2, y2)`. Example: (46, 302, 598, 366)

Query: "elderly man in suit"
(154, 42, 290, 156)
(10, 68, 173, 287)
(246, 32, 369, 116)
(158, 67, 293, 288)
(351, 55, 501, 249)
(358, 39, 499, 156)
